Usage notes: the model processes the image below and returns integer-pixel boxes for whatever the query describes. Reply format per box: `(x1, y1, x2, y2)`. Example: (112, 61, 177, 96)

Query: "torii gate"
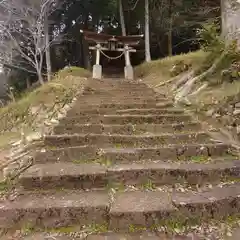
(80, 30, 143, 80)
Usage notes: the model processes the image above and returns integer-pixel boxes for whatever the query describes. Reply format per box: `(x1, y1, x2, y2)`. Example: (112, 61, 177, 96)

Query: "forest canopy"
(0, 0, 237, 93)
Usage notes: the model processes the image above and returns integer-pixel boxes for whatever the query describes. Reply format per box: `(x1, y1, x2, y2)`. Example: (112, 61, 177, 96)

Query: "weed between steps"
(72, 157, 113, 166)
(141, 179, 156, 190)
(190, 155, 210, 163)
(114, 143, 122, 149)
(106, 179, 165, 193)
(0, 178, 16, 194)
(51, 222, 109, 234)
(177, 153, 239, 163)
(20, 222, 109, 235)
(0, 181, 10, 192)
(18, 216, 240, 238)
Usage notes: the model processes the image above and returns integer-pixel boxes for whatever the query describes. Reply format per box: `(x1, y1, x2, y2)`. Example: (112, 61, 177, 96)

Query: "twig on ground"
(154, 75, 181, 88)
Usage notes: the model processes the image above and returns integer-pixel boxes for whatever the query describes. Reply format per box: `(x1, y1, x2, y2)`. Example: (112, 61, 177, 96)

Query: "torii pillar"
(124, 45, 134, 80)
(93, 44, 102, 79)
(80, 30, 143, 80)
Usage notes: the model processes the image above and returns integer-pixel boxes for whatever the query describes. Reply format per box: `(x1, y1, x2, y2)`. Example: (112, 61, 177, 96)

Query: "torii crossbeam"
(80, 30, 143, 80)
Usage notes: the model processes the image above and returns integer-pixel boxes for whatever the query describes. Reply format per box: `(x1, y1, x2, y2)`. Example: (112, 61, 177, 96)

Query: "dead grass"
(56, 66, 91, 78)
(0, 132, 21, 149)
(0, 67, 90, 149)
(137, 50, 240, 111)
(135, 50, 208, 87)
(137, 50, 240, 152)
(189, 81, 240, 109)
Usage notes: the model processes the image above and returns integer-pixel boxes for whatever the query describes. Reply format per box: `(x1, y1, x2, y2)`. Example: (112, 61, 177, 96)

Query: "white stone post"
(93, 43, 102, 79)
(125, 45, 131, 66)
(124, 45, 134, 80)
(96, 44, 100, 65)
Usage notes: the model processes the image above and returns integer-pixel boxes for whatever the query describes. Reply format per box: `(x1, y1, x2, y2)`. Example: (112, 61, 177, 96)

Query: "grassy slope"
(0, 67, 90, 149)
(135, 50, 208, 86)
(136, 50, 240, 110)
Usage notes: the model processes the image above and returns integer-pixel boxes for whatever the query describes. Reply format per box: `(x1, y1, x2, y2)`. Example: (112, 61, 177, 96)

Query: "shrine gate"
(80, 30, 143, 80)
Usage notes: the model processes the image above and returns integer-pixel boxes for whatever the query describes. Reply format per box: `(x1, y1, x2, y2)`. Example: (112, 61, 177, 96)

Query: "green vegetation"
(88, 222, 108, 233)
(114, 143, 123, 149)
(55, 67, 91, 79)
(141, 179, 156, 190)
(50, 226, 78, 234)
(48, 222, 108, 235)
(0, 181, 10, 192)
(106, 181, 125, 192)
(0, 177, 15, 193)
(21, 223, 37, 235)
(72, 157, 113, 167)
(19, 216, 240, 238)
(72, 159, 85, 164)
(190, 155, 210, 163)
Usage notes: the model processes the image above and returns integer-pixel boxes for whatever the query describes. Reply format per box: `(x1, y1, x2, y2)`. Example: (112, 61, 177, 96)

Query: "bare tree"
(119, 0, 126, 36)
(0, 0, 57, 85)
(145, 0, 151, 62)
(167, 0, 173, 56)
(221, 0, 240, 48)
(44, 7, 52, 82)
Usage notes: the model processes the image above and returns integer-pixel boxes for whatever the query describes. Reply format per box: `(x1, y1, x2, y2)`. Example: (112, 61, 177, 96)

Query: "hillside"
(136, 50, 240, 149)
(0, 67, 89, 170)
(0, 59, 240, 239)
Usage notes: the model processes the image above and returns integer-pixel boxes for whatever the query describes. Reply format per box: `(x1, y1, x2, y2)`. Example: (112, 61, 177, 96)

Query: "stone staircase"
(1, 78, 240, 239)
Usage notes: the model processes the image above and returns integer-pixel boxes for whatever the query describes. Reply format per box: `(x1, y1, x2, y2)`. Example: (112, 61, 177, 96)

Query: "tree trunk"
(167, 0, 173, 56)
(119, 0, 126, 36)
(83, 39, 91, 70)
(221, 0, 240, 48)
(83, 15, 91, 70)
(36, 57, 44, 85)
(44, 14, 52, 81)
(145, 0, 151, 62)
(37, 71, 44, 85)
(26, 77, 30, 89)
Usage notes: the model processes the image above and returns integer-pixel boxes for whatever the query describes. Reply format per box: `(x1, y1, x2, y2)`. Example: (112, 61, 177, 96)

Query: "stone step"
(78, 94, 162, 99)
(73, 98, 162, 105)
(34, 143, 231, 164)
(84, 80, 150, 89)
(59, 114, 191, 125)
(21, 232, 197, 240)
(81, 92, 158, 98)
(116, 108, 183, 115)
(75, 100, 159, 105)
(89, 82, 153, 90)
(85, 82, 156, 91)
(86, 82, 150, 88)
(19, 160, 240, 190)
(81, 90, 162, 97)
(86, 233, 197, 240)
(81, 86, 156, 94)
(53, 122, 202, 135)
(71, 102, 174, 111)
(44, 132, 210, 148)
(0, 190, 109, 229)
(1, 183, 240, 229)
(109, 183, 240, 230)
(85, 82, 150, 89)
(66, 108, 184, 117)
(81, 91, 158, 97)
